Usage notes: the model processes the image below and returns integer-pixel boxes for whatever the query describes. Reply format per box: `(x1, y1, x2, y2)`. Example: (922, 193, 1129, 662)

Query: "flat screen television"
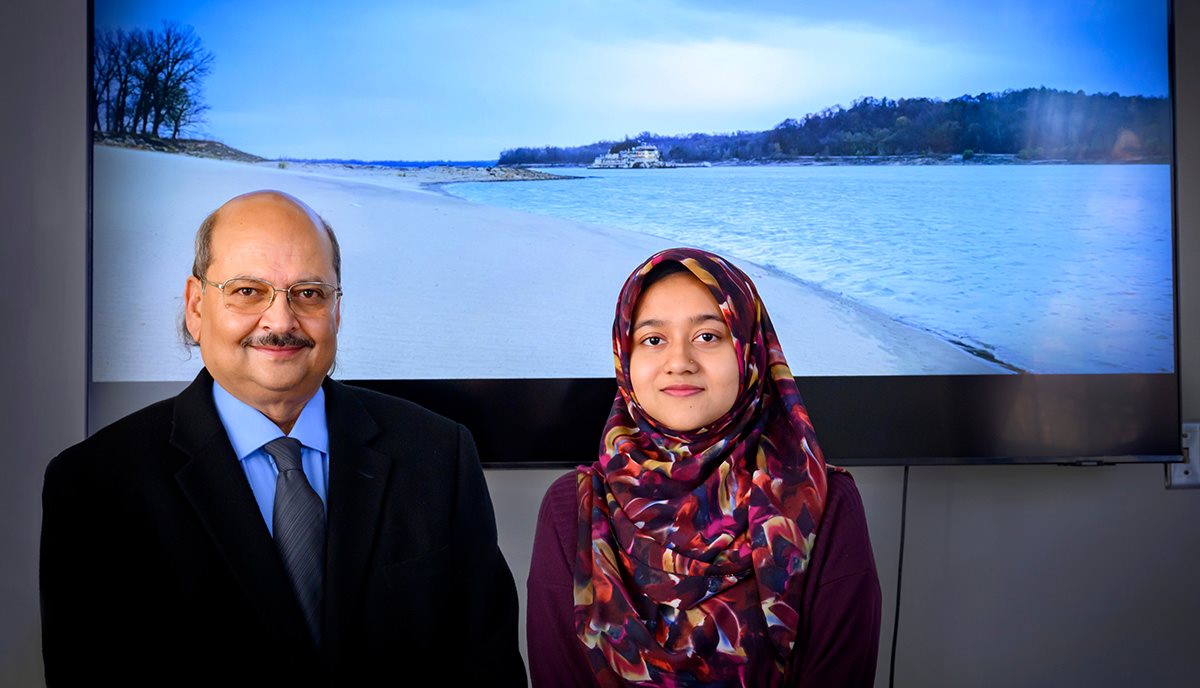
(89, 0, 1181, 466)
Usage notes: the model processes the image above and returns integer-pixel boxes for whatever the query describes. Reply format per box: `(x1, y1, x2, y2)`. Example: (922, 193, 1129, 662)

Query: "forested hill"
(498, 88, 1170, 165)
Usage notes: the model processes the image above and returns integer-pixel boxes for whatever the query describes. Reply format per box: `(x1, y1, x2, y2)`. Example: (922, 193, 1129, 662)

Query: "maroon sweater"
(526, 469, 882, 687)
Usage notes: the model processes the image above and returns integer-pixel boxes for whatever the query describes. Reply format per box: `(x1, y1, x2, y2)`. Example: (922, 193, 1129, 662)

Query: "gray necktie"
(264, 437, 324, 645)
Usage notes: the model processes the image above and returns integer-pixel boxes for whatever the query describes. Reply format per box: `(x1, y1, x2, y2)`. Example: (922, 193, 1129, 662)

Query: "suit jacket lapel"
(169, 370, 317, 656)
(322, 378, 392, 663)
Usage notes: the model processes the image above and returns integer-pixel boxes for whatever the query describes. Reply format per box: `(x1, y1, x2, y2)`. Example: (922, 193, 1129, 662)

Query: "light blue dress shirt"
(212, 381, 330, 535)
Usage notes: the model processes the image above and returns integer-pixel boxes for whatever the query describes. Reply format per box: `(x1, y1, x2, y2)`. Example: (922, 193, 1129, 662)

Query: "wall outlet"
(1166, 422, 1200, 489)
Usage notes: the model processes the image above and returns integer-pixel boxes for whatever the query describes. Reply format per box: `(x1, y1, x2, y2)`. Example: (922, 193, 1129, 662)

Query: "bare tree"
(92, 22, 214, 139)
(129, 29, 160, 135)
(92, 28, 135, 133)
(149, 23, 213, 137)
(110, 29, 144, 134)
(92, 29, 116, 131)
(164, 84, 209, 140)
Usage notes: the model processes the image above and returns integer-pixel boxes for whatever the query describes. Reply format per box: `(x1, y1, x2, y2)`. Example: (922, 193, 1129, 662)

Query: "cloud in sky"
(557, 24, 993, 120)
(97, 0, 1169, 160)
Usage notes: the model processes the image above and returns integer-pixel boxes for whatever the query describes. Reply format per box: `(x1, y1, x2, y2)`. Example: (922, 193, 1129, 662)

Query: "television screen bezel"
(85, 1, 1184, 468)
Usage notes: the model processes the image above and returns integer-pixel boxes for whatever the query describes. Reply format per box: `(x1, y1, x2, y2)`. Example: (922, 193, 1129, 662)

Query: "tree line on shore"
(498, 88, 1171, 165)
(92, 22, 213, 140)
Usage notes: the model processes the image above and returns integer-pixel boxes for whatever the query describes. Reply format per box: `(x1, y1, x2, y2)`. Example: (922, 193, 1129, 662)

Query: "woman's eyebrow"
(632, 318, 665, 330)
(691, 313, 725, 325)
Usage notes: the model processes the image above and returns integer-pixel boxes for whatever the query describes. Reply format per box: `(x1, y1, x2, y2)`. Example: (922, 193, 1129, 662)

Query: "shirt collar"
(212, 380, 329, 459)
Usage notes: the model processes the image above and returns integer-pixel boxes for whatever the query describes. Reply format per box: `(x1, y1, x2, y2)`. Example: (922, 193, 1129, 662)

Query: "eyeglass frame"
(197, 274, 343, 316)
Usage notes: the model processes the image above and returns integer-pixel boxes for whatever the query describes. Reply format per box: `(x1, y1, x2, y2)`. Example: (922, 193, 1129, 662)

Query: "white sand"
(91, 145, 1006, 381)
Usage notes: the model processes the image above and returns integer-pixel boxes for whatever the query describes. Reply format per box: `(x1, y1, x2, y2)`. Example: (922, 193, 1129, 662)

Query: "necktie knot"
(264, 437, 304, 473)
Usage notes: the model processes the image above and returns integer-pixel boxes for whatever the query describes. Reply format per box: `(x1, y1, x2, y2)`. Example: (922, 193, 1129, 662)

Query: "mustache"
(241, 332, 315, 349)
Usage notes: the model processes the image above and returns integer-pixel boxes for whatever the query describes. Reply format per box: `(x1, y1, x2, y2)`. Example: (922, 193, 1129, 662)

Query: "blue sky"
(96, 0, 1171, 160)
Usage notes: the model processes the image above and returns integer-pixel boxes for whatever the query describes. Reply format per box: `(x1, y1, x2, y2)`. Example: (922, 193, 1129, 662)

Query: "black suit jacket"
(40, 370, 526, 686)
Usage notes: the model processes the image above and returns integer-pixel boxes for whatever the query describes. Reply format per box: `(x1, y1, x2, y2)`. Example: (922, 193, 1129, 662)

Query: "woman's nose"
(664, 341, 698, 373)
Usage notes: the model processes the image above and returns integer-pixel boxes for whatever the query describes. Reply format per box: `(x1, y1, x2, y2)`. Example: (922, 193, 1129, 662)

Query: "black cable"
(888, 465, 909, 688)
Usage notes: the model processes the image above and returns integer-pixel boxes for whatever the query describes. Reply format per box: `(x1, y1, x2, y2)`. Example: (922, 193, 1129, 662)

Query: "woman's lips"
(661, 384, 703, 397)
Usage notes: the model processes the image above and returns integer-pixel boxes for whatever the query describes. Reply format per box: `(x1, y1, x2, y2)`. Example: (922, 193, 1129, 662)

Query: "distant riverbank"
(508, 152, 1169, 169)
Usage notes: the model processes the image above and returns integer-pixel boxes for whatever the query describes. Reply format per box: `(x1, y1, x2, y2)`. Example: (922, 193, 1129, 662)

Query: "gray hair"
(180, 206, 342, 347)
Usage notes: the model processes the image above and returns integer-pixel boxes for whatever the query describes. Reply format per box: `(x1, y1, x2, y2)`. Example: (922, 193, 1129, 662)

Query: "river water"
(447, 164, 1174, 374)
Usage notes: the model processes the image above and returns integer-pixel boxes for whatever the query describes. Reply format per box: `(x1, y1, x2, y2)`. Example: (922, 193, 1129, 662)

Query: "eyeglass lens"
(219, 278, 337, 315)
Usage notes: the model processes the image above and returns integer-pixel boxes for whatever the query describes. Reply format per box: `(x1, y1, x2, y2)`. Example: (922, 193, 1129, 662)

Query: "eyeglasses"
(199, 276, 342, 316)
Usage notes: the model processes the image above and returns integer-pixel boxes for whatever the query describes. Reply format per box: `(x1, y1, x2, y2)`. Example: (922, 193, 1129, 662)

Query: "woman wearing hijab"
(527, 248, 882, 687)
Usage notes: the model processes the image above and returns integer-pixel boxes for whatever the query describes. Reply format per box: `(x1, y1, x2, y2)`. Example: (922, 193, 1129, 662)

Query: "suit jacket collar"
(167, 370, 394, 668)
(165, 370, 321, 663)
(321, 376, 393, 664)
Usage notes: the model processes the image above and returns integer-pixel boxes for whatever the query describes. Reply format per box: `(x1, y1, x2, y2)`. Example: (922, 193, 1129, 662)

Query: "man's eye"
(295, 289, 320, 300)
(234, 287, 261, 298)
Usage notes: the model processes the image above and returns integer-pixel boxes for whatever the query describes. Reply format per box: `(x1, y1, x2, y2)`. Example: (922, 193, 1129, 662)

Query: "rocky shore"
(274, 161, 578, 185)
(94, 133, 267, 163)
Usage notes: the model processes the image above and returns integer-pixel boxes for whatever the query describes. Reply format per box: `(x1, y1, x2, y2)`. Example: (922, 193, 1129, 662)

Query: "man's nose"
(259, 289, 299, 329)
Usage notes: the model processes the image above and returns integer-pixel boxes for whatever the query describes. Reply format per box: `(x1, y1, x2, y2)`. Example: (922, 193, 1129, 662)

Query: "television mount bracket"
(1165, 422, 1200, 489)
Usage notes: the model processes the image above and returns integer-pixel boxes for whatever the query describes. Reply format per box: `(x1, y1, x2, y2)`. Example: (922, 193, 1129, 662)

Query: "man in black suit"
(40, 191, 526, 685)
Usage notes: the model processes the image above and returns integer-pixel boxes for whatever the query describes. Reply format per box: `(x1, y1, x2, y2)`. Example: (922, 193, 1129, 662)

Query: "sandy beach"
(91, 144, 1006, 381)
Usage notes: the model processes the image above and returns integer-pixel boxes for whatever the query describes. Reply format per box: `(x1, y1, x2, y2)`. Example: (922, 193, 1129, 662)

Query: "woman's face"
(629, 272, 741, 432)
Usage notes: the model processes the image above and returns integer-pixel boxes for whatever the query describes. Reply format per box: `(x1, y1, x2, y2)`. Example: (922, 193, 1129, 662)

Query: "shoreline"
(91, 145, 1010, 381)
(711, 257, 1029, 374)
(258, 157, 584, 195)
(427, 168, 1030, 373)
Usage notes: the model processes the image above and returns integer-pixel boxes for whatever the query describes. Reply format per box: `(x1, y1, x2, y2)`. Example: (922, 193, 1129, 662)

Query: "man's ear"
(184, 276, 204, 344)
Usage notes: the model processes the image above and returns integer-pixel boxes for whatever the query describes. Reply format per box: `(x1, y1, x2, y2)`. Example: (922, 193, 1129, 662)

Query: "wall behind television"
(0, 3, 1197, 688)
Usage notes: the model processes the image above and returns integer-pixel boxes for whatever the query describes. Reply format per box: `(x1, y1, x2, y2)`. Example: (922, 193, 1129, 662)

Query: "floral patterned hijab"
(574, 248, 829, 687)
